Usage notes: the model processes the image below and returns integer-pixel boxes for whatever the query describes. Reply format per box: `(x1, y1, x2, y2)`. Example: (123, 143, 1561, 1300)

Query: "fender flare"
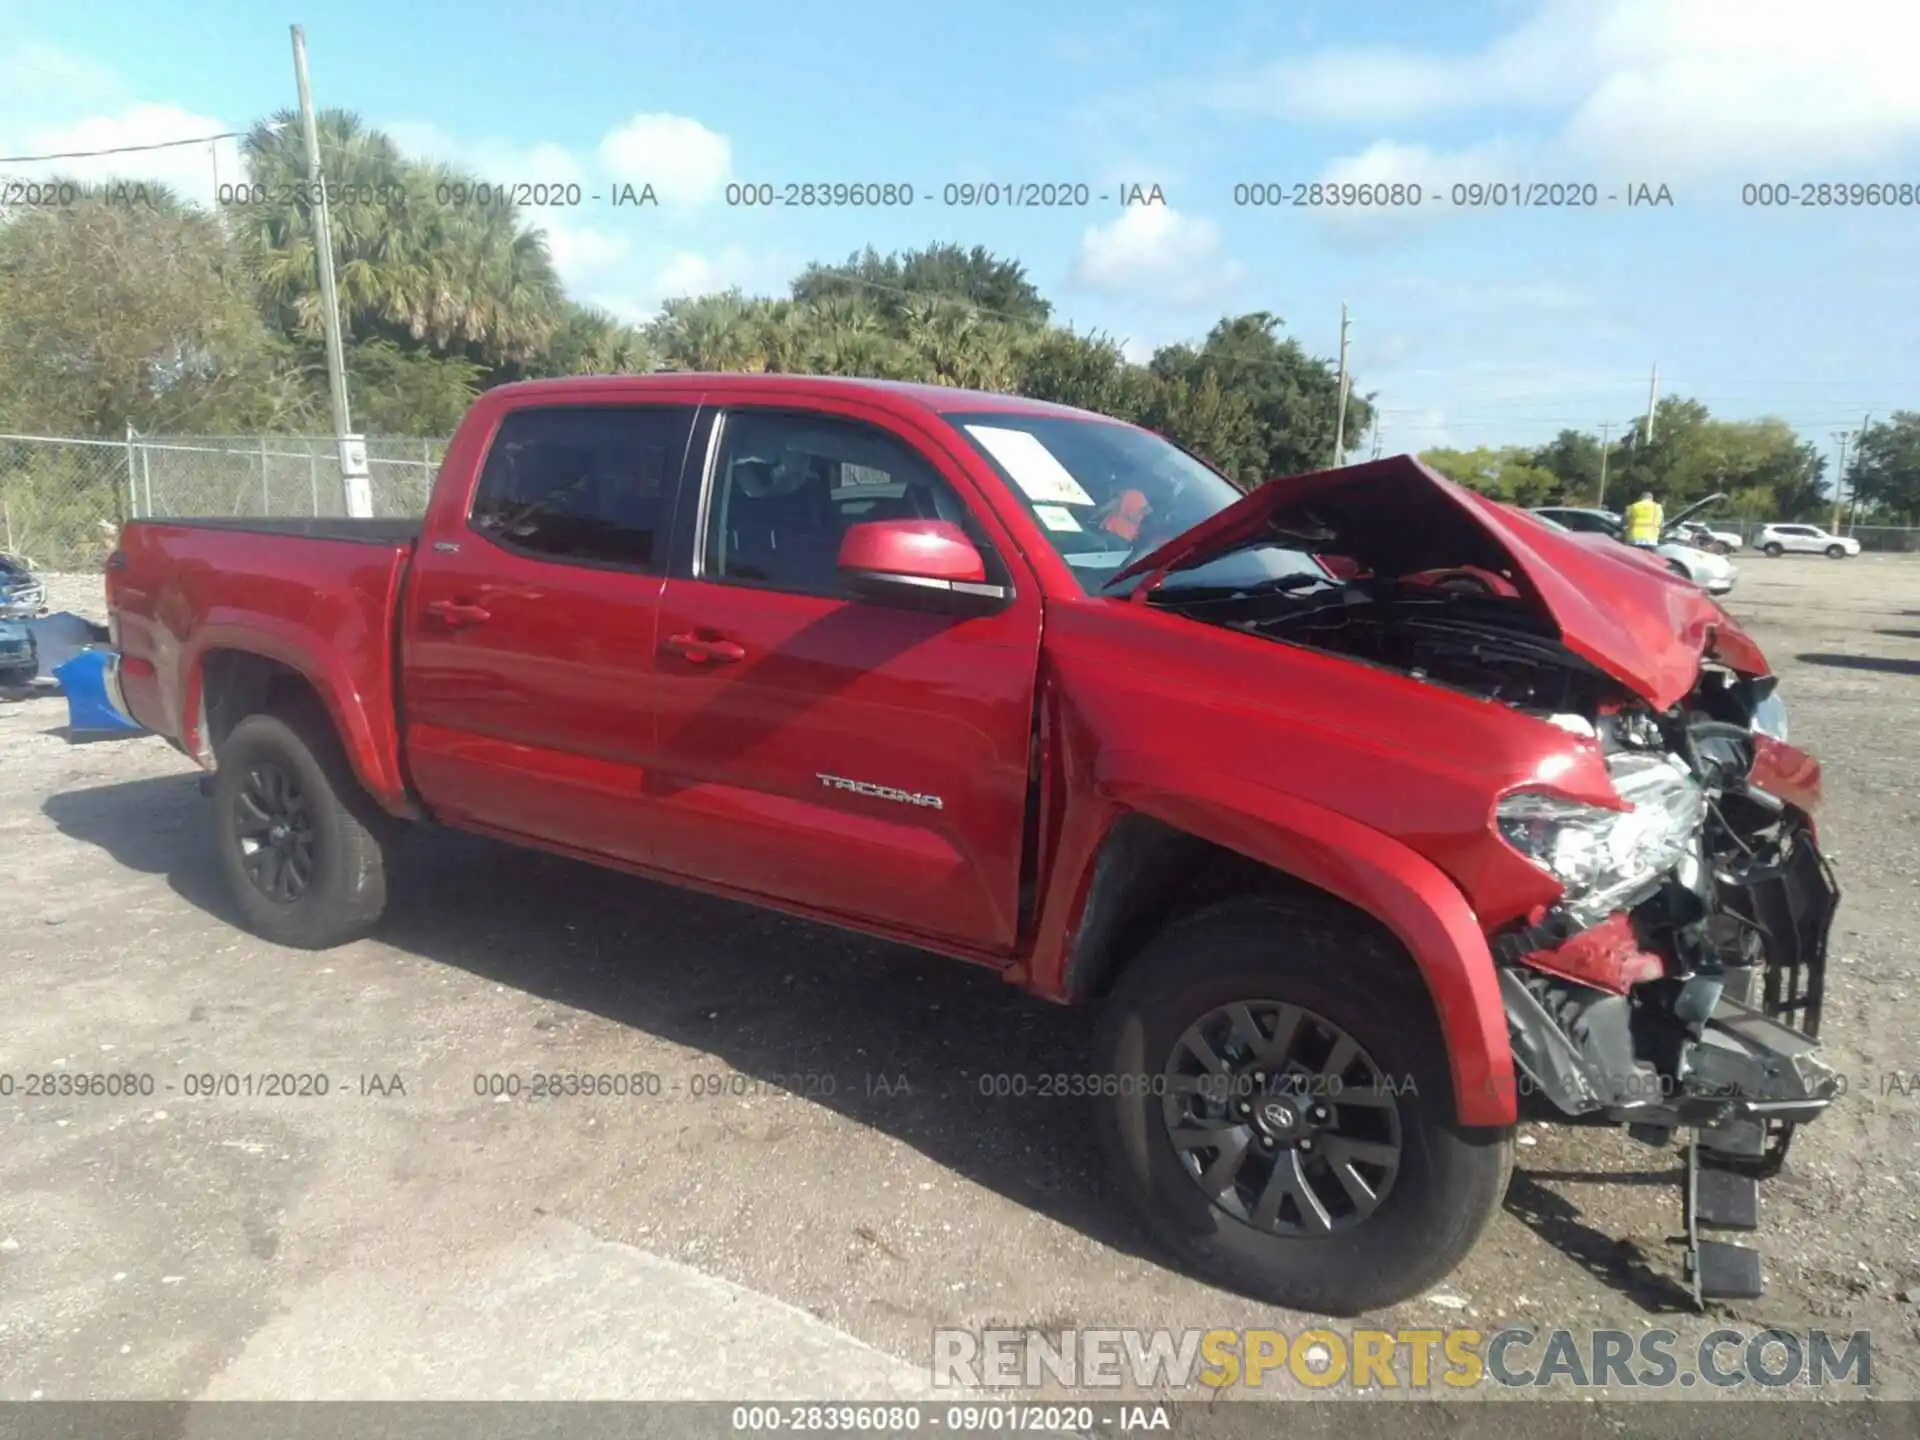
(1086, 754, 1517, 1127)
(183, 619, 410, 815)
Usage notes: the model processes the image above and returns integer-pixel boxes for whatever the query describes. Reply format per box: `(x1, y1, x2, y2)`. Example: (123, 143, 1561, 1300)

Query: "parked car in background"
(0, 553, 48, 618)
(1529, 505, 1738, 594)
(1759, 523, 1859, 558)
(1670, 520, 1743, 554)
(0, 619, 37, 686)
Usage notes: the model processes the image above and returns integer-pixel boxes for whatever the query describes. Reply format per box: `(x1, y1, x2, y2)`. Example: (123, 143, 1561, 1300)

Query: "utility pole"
(1596, 421, 1612, 506)
(1846, 412, 1872, 533)
(1331, 302, 1351, 467)
(1643, 364, 1660, 446)
(291, 24, 371, 517)
(1368, 412, 1383, 461)
(1830, 426, 1856, 534)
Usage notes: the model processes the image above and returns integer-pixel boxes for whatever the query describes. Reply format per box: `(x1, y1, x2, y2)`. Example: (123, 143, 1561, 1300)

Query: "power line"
(0, 130, 246, 164)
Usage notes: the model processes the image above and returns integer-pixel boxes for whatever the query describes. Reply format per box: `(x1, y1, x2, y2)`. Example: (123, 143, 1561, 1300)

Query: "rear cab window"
(470, 404, 697, 571)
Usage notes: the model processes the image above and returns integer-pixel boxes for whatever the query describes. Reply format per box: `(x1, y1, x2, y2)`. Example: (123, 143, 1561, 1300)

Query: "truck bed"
(110, 518, 418, 810)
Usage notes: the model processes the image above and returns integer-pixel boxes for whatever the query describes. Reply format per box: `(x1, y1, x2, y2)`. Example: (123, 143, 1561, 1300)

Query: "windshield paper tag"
(1032, 504, 1083, 533)
(965, 426, 1096, 507)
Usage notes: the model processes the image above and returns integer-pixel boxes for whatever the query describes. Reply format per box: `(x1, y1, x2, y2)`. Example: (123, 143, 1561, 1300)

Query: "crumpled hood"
(1111, 455, 1768, 710)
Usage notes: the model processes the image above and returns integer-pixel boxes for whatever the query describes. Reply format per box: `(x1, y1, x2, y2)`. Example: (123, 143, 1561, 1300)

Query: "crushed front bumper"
(1500, 817, 1839, 1171)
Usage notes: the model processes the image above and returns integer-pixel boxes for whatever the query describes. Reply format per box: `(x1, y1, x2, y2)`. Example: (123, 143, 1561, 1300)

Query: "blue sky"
(3, 0, 1917, 456)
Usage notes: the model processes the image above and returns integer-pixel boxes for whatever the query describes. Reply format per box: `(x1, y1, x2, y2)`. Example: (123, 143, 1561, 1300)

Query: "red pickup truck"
(105, 374, 1839, 1314)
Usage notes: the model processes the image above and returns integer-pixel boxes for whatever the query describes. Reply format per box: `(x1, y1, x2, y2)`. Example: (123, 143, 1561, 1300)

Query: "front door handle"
(663, 631, 746, 665)
(426, 599, 492, 629)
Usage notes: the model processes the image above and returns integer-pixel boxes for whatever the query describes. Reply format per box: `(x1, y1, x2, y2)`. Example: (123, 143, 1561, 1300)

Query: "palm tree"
(649, 291, 769, 372)
(234, 111, 565, 372)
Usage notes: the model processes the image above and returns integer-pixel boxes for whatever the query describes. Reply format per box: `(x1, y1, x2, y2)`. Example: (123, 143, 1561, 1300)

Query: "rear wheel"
(212, 707, 390, 949)
(1763, 541, 1784, 557)
(1825, 543, 1847, 558)
(1092, 896, 1513, 1315)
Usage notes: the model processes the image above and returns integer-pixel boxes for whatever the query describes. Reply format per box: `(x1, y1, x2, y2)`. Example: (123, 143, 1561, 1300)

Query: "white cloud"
(1070, 206, 1245, 308)
(1230, 0, 1920, 181)
(383, 122, 590, 190)
(377, 111, 754, 320)
(598, 113, 732, 209)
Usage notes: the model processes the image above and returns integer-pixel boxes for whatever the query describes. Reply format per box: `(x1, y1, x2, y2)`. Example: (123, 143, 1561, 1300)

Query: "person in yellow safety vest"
(1623, 490, 1664, 548)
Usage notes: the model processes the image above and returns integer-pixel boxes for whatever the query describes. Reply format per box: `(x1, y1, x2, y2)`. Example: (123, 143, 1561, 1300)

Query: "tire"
(1825, 543, 1846, 558)
(0, 666, 35, 687)
(212, 706, 390, 949)
(1763, 542, 1784, 557)
(1092, 895, 1513, 1316)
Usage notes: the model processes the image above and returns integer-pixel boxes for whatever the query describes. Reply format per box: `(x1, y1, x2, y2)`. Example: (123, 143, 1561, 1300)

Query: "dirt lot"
(2, 555, 1918, 1409)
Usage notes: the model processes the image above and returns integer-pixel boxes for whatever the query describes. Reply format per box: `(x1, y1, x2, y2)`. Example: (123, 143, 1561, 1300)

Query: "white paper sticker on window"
(1033, 504, 1083, 533)
(965, 425, 1096, 507)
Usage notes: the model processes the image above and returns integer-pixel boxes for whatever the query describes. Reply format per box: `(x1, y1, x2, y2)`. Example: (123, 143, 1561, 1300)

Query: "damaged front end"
(1490, 690, 1840, 1167)
(1115, 456, 1842, 1303)
(1487, 680, 1840, 1305)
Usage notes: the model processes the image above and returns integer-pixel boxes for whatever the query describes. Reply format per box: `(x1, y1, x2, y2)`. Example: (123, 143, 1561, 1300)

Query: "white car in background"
(1670, 520, 1744, 553)
(1758, 523, 1860, 558)
(1529, 505, 1739, 595)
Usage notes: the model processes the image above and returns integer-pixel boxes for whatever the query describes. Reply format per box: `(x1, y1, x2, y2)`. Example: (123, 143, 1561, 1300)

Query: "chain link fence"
(0, 433, 448, 570)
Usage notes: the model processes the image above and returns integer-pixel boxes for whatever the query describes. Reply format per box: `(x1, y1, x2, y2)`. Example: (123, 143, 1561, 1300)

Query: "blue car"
(0, 618, 36, 686)
(0, 552, 48, 619)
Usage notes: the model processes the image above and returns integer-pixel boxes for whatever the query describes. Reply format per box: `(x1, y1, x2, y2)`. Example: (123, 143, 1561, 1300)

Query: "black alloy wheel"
(1160, 1000, 1402, 1236)
(232, 759, 317, 902)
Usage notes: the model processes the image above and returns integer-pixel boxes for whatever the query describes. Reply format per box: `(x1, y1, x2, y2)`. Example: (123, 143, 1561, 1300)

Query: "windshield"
(943, 411, 1262, 594)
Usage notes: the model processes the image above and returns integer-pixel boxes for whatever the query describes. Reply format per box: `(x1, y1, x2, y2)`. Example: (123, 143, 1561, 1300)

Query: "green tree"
(0, 183, 307, 435)
(1530, 428, 1607, 503)
(237, 111, 566, 376)
(1013, 327, 1152, 417)
(1141, 371, 1265, 484)
(1419, 446, 1561, 506)
(519, 303, 654, 378)
(1148, 313, 1371, 479)
(1847, 411, 1920, 523)
(792, 243, 1051, 327)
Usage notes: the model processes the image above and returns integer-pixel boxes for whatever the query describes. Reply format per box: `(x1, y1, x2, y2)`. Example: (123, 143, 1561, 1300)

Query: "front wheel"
(212, 707, 391, 949)
(1826, 543, 1847, 558)
(1092, 897, 1513, 1315)
(1763, 542, 1785, 557)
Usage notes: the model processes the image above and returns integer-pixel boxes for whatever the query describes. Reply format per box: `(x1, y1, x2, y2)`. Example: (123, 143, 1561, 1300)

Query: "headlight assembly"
(1750, 690, 1789, 743)
(1497, 754, 1707, 924)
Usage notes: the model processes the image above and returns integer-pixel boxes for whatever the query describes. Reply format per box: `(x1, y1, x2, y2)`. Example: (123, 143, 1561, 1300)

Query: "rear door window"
(471, 404, 698, 571)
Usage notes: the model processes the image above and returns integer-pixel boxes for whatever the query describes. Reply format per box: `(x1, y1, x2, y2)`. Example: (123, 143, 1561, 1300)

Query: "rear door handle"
(663, 631, 746, 665)
(426, 599, 492, 628)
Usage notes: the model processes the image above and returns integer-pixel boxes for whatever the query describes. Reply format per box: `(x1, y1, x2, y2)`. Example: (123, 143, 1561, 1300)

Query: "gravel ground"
(2, 557, 1917, 1408)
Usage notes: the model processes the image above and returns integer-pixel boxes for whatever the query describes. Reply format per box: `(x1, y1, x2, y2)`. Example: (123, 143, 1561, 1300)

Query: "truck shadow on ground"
(45, 771, 1685, 1316)
(1797, 651, 1920, 676)
(1501, 1169, 1694, 1313)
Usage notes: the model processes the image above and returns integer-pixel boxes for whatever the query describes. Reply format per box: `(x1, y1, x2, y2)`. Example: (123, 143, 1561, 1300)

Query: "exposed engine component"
(1162, 579, 1621, 713)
